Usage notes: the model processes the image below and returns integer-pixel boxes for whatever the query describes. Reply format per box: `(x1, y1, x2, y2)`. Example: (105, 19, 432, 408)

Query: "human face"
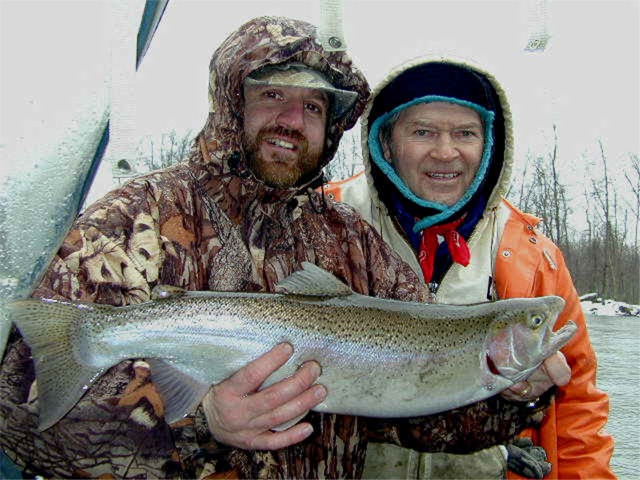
(243, 83, 328, 188)
(384, 102, 485, 206)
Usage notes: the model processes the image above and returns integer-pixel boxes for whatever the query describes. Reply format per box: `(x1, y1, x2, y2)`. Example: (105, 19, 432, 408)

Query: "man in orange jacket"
(326, 57, 615, 479)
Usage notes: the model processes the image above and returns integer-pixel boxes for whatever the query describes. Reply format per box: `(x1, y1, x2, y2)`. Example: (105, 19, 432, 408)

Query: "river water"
(586, 314, 640, 479)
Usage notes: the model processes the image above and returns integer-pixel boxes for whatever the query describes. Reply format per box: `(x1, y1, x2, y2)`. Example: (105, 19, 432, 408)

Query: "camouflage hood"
(189, 16, 370, 192)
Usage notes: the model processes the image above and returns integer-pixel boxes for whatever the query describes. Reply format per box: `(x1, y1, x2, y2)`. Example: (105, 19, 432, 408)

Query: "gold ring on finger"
(519, 381, 533, 399)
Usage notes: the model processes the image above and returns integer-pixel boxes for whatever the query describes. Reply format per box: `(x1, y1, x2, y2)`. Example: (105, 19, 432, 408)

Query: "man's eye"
(263, 90, 283, 100)
(415, 129, 434, 137)
(456, 129, 479, 138)
(305, 102, 324, 114)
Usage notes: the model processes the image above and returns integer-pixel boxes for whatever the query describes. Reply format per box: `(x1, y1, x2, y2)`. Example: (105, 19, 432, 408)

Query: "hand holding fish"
(502, 351, 571, 402)
(202, 342, 327, 450)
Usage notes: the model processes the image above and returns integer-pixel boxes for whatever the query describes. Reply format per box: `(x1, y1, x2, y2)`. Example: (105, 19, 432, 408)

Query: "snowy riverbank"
(580, 298, 640, 317)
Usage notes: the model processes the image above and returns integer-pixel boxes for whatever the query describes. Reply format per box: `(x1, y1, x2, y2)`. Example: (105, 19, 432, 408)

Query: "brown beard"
(243, 126, 323, 188)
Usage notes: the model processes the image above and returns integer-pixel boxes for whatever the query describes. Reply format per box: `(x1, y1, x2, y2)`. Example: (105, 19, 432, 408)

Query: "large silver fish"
(0, 107, 109, 361)
(9, 262, 577, 431)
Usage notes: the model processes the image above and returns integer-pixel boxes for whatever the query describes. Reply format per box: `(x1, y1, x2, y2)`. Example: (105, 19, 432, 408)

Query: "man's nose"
(430, 135, 458, 160)
(276, 100, 305, 130)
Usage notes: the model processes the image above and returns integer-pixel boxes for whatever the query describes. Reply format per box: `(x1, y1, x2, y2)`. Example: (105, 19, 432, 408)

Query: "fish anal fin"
(275, 262, 353, 297)
(147, 358, 210, 424)
(151, 285, 187, 301)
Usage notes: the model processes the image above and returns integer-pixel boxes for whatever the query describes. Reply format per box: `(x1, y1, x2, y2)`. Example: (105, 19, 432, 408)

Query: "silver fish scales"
(9, 262, 577, 431)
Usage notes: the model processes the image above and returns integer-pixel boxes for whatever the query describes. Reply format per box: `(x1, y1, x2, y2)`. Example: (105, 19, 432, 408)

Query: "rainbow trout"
(9, 262, 577, 431)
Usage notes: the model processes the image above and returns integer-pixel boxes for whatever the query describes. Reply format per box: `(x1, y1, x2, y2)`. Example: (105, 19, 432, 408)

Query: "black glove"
(506, 437, 552, 479)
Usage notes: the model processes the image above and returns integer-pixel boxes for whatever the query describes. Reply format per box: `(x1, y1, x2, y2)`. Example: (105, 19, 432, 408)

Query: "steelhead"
(9, 262, 577, 431)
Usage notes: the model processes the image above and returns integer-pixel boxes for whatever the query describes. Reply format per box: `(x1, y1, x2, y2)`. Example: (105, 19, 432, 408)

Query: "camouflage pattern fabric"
(0, 16, 543, 479)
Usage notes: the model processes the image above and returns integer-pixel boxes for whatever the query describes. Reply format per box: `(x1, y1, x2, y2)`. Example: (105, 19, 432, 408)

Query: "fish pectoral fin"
(147, 358, 210, 424)
(271, 412, 308, 432)
(151, 285, 188, 301)
(275, 262, 354, 297)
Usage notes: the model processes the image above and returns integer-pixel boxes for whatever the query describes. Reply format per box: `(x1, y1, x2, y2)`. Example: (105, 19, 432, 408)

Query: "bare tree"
(591, 141, 616, 296)
(624, 153, 640, 252)
(509, 128, 570, 249)
(324, 128, 363, 181)
(139, 129, 194, 172)
(623, 153, 640, 302)
(506, 150, 530, 209)
(576, 142, 640, 303)
(510, 133, 638, 303)
(549, 125, 569, 249)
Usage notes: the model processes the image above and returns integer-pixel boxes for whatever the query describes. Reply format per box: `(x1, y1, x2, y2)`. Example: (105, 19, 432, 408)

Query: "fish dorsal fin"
(147, 358, 211, 425)
(151, 285, 187, 301)
(275, 262, 354, 297)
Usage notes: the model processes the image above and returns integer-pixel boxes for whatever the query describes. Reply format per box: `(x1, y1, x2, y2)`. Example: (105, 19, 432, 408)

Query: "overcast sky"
(2, 0, 639, 209)
(134, 1, 639, 181)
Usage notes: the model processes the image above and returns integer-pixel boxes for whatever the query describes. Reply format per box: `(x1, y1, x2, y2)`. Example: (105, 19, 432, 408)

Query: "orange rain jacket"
(496, 200, 614, 480)
(325, 55, 615, 479)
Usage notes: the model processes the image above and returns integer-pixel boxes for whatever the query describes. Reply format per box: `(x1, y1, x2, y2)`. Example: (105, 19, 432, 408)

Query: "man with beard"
(241, 63, 336, 190)
(1, 17, 554, 479)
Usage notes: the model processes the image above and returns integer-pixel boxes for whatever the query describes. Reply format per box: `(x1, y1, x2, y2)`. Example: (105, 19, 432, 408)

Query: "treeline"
(507, 127, 639, 304)
(137, 129, 194, 172)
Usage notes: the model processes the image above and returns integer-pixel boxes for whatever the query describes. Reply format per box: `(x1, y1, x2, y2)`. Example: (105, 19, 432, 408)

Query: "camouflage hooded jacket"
(0, 17, 543, 479)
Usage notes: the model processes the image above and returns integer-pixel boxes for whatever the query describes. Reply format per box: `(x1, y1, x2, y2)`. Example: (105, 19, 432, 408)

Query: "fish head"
(485, 296, 577, 383)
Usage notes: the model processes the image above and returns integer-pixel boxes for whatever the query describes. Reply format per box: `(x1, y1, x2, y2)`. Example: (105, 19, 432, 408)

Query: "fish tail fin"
(8, 298, 104, 430)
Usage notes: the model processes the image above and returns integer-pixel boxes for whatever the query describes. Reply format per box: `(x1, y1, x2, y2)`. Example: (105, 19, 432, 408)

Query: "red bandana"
(418, 216, 471, 283)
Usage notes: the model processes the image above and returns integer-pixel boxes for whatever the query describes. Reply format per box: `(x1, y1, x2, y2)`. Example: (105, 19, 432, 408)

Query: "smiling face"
(383, 102, 485, 206)
(242, 83, 328, 188)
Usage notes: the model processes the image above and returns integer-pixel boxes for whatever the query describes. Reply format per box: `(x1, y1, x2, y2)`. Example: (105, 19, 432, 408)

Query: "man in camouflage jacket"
(0, 16, 546, 479)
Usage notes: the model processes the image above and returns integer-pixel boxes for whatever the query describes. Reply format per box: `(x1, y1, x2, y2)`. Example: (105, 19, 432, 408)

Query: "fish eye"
(530, 314, 545, 328)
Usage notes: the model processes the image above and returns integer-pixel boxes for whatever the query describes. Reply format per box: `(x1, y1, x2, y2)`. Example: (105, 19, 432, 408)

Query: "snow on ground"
(580, 299, 640, 317)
